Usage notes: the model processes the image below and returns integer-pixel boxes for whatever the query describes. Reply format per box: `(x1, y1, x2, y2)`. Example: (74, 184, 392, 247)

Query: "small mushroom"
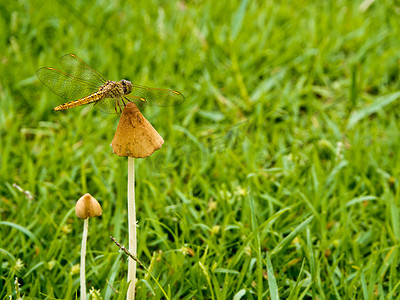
(75, 193, 102, 219)
(111, 102, 164, 158)
(75, 193, 102, 300)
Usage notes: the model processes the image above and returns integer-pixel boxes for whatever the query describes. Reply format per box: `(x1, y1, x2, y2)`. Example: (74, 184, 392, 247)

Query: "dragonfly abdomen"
(53, 91, 106, 111)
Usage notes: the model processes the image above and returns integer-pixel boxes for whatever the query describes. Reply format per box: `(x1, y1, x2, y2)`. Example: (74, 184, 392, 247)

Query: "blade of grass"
(266, 252, 279, 300)
(270, 216, 314, 256)
(347, 91, 400, 129)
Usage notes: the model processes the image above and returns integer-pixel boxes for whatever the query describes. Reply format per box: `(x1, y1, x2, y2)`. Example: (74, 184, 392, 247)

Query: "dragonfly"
(36, 54, 184, 114)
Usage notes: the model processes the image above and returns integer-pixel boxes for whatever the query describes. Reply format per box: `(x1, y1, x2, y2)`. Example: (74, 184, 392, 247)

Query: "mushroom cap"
(111, 102, 164, 158)
(75, 193, 102, 219)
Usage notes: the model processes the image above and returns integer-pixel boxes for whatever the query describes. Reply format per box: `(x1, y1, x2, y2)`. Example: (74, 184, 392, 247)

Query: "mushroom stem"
(81, 218, 88, 300)
(127, 157, 137, 300)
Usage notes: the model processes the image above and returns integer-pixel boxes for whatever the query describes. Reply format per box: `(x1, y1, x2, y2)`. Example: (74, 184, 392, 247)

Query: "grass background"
(1, 0, 400, 299)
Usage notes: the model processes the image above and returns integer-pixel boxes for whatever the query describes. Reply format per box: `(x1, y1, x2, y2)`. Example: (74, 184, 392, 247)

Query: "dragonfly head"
(120, 79, 133, 95)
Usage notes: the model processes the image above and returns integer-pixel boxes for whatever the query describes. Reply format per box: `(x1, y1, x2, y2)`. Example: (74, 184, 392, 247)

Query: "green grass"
(1, 0, 400, 299)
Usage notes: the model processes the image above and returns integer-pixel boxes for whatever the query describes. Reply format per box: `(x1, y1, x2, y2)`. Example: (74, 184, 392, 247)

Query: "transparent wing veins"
(126, 84, 185, 107)
(36, 67, 100, 100)
(60, 54, 107, 85)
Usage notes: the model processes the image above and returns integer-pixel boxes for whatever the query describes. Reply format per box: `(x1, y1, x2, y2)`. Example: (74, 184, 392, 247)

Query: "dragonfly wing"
(36, 67, 99, 100)
(124, 95, 148, 111)
(60, 54, 107, 87)
(93, 98, 118, 114)
(129, 84, 185, 107)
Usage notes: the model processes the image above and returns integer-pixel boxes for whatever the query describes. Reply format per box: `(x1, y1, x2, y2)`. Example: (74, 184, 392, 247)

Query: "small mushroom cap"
(75, 193, 102, 219)
(111, 102, 164, 158)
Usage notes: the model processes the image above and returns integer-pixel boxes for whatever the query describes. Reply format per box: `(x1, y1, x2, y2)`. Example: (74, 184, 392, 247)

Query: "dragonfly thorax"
(100, 80, 133, 99)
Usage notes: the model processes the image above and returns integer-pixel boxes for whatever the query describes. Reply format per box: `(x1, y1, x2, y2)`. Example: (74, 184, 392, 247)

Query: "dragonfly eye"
(121, 80, 133, 94)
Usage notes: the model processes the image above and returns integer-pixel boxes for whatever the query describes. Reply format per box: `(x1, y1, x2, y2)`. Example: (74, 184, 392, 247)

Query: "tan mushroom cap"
(111, 102, 164, 158)
(75, 193, 102, 219)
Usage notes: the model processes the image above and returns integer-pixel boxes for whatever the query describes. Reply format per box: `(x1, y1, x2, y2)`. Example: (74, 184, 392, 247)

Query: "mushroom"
(75, 193, 102, 300)
(111, 102, 164, 299)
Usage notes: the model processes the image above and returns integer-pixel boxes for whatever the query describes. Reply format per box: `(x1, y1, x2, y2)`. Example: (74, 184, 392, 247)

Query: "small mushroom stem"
(127, 157, 137, 300)
(81, 218, 88, 300)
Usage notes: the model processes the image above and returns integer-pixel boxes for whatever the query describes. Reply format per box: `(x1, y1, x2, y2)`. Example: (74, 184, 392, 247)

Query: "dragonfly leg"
(121, 97, 127, 107)
(119, 98, 127, 112)
(114, 99, 122, 116)
(118, 97, 128, 113)
(115, 97, 128, 115)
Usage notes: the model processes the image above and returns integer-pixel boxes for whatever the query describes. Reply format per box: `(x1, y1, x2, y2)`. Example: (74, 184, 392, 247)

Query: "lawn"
(1, 0, 400, 299)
